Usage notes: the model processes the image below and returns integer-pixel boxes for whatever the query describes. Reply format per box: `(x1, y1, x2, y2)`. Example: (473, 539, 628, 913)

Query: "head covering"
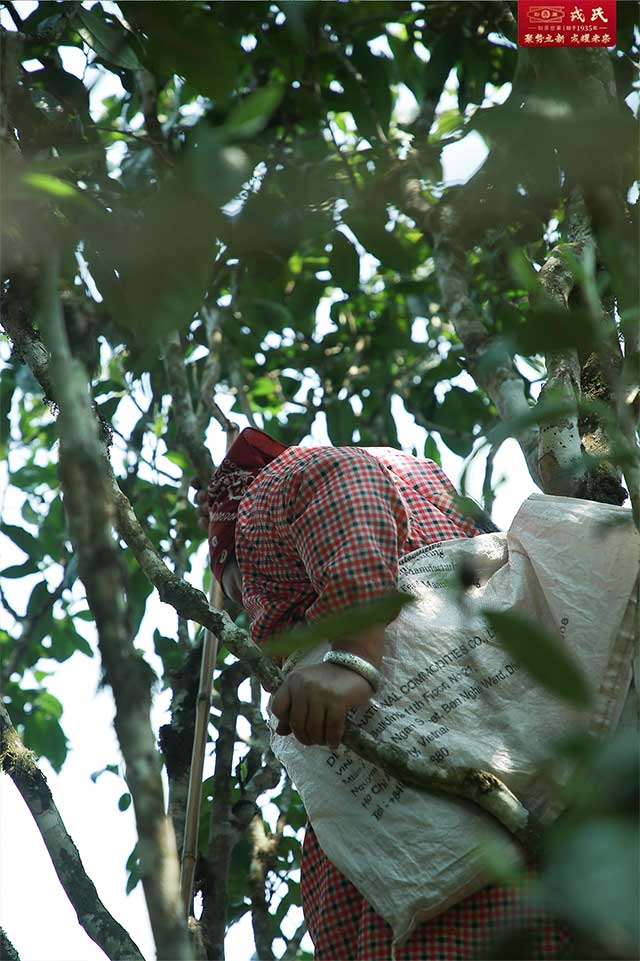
(207, 427, 288, 582)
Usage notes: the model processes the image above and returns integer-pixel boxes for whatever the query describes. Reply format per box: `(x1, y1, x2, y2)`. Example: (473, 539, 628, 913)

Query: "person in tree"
(195, 427, 570, 960)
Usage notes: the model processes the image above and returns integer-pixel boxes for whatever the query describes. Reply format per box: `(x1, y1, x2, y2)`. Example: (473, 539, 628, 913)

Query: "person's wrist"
(331, 624, 386, 669)
(322, 650, 383, 692)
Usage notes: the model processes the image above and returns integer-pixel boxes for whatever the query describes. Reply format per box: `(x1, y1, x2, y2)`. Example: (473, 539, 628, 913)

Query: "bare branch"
(36, 254, 192, 961)
(0, 702, 144, 961)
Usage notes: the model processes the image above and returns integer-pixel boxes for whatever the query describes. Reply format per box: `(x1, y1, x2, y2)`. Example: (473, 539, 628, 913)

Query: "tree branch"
(417, 200, 542, 487)
(568, 51, 639, 522)
(36, 254, 192, 961)
(4, 305, 539, 854)
(0, 702, 144, 961)
(195, 308, 235, 437)
(162, 332, 215, 488)
(159, 642, 203, 863)
(135, 66, 169, 166)
(179, 619, 219, 919)
(535, 240, 585, 495)
(200, 660, 247, 961)
(247, 813, 277, 961)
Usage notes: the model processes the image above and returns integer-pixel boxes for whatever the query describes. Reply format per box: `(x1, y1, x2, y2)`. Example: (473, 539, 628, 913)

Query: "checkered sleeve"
(282, 447, 410, 623)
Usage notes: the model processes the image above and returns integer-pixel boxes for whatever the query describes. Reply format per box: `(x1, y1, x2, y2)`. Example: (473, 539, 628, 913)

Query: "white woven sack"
(268, 494, 639, 945)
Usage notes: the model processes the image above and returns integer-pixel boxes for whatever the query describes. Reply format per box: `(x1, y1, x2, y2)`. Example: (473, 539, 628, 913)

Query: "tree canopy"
(0, 2, 638, 960)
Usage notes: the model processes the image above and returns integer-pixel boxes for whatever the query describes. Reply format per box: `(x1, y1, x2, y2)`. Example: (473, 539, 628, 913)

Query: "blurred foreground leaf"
(264, 591, 414, 658)
(485, 610, 592, 707)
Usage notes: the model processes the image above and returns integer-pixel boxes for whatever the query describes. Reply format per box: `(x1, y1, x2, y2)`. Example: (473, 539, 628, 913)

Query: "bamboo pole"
(180, 427, 238, 918)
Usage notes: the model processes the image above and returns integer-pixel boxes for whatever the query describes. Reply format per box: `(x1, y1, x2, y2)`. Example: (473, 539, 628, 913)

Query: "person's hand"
(190, 480, 210, 531)
(271, 662, 373, 751)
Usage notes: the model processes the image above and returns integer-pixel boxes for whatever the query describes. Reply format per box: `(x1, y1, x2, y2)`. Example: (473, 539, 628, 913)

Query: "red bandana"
(207, 427, 288, 582)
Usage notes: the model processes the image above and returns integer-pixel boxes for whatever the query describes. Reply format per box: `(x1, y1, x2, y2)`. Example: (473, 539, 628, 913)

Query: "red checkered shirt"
(235, 445, 570, 960)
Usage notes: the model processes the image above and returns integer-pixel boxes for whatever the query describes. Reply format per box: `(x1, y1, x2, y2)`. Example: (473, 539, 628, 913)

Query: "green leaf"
(61, 555, 79, 592)
(74, 609, 95, 622)
(10, 461, 57, 494)
(120, 2, 241, 103)
(76, 7, 143, 71)
(125, 843, 140, 894)
(428, 107, 464, 142)
(347, 43, 392, 140)
(423, 434, 442, 466)
(0, 560, 39, 578)
(118, 792, 132, 811)
(422, 25, 463, 104)
(264, 591, 414, 658)
(26, 580, 51, 618)
(71, 629, 94, 659)
(514, 306, 596, 354)
(329, 233, 360, 292)
(485, 610, 592, 708)
(436, 387, 491, 457)
(96, 396, 121, 423)
(325, 400, 357, 446)
(543, 818, 639, 951)
(346, 212, 420, 273)
(153, 630, 182, 677)
(225, 84, 285, 140)
(126, 560, 154, 637)
(165, 450, 188, 472)
(91, 378, 125, 400)
(1, 523, 40, 558)
(46, 619, 93, 662)
(508, 249, 541, 292)
(22, 710, 68, 772)
(457, 41, 490, 111)
(34, 691, 63, 720)
(227, 837, 252, 909)
(387, 33, 425, 101)
(91, 763, 120, 784)
(21, 173, 81, 200)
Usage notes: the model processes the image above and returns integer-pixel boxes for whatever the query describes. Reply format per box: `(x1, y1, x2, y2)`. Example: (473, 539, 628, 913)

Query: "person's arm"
(271, 448, 409, 750)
